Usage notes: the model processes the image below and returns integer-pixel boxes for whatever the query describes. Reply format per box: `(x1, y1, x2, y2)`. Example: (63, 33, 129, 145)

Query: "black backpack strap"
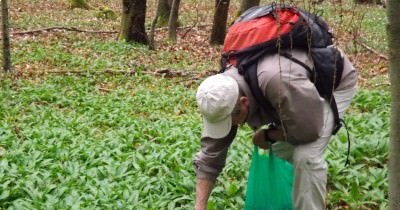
(241, 63, 277, 121)
(280, 51, 317, 85)
(241, 59, 343, 142)
(280, 52, 313, 75)
(330, 96, 342, 135)
(340, 119, 351, 166)
(281, 51, 342, 135)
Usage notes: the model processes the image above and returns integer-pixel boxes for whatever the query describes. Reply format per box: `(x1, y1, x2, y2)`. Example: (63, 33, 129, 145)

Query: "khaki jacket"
(194, 49, 357, 181)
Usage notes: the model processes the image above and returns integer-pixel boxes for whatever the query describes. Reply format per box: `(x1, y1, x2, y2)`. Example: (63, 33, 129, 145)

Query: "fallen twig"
(175, 69, 218, 83)
(44, 69, 150, 75)
(355, 39, 388, 60)
(374, 82, 390, 87)
(97, 87, 112, 93)
(11, 26, 118, 36)
(1, 69, 207, 79)
(9, 24, 213, 37)
(0, 69, 150, 78)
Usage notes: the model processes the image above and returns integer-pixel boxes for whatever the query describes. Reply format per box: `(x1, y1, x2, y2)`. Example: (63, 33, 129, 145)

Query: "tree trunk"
(210, 0, 230, 45)
(2, 0, 11, 72)
(387, 0, 400, 209)
(156, 0, 173, 26)
(69, 0, 92, 10)
(149, 9, 159, 50)
(120, 0, 148, 45)
(354, 0, 385, 6)
(168, 0, 181, 41)
(237, 0, 260, 16)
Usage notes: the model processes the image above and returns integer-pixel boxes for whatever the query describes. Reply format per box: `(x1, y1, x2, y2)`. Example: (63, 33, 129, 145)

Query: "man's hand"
(195, 179, 215, 210)
(253, 129, 270, 149)
(253, 126, 286, 149)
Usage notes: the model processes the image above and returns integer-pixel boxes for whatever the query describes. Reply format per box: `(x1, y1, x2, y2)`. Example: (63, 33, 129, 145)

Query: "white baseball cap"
(196, 74, 239, 139)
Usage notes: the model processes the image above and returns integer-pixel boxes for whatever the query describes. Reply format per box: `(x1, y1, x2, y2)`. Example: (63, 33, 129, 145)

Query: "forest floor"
(0, 0, 390, 209)
(7, 0, 389, 89)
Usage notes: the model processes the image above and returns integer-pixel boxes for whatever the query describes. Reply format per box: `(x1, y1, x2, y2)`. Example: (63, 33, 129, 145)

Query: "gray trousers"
(272, 87, 356, 210)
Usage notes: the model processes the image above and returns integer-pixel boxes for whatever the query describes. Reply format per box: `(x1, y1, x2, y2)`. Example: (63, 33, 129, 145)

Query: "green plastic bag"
(244, 146, 294, 210)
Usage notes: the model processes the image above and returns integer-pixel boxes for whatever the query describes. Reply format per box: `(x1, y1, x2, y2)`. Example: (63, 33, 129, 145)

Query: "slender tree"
(387, 0, 400, 209)
(2, 0, 11, 72)
(237, 0, 260, 16)
(156, 0, 173, 26)
(149, 8, 159, 50)
(210, 0, 230, 45)
(168, 0, 181, 41)
(120, 0, 148, 44)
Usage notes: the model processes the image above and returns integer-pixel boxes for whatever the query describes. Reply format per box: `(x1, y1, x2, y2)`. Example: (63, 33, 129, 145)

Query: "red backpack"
(220, 4, 344, 135)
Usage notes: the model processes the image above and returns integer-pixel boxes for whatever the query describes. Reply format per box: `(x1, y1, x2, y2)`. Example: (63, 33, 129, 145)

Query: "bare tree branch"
(355, 39, 388, 60)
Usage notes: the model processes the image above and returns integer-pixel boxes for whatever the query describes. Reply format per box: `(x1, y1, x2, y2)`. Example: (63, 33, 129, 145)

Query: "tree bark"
(120, 0, 148, 44)
(69, 0, 92, 10)
(387, 0, 400, 209)
(168, 0, 181, 41)
(354, 0, 385, 6)
(149, 8, 159, 50)
(156, 0, 173, 26)
(237, 0, 260, 16)
(2, 0, 11, 72)
(210, 0, 230, 45)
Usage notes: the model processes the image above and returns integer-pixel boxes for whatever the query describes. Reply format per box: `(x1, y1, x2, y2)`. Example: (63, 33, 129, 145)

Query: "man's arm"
(194, 179, 215, 210)
(193, 126, 238, 209)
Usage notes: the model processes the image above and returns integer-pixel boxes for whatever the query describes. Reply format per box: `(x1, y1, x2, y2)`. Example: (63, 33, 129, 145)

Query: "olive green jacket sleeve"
(193, 126, 238, 181)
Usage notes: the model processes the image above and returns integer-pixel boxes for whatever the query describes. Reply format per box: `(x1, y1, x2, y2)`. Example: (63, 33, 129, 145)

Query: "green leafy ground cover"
(0, 76, 390, 209)
(0, 0, 390, 209)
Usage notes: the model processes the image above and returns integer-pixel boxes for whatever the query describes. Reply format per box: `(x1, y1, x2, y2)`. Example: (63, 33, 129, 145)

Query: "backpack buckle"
(332, 121, 342, 135)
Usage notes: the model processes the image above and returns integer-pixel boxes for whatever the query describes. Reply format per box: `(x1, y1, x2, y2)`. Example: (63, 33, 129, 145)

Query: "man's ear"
(239, 96, 249, 107)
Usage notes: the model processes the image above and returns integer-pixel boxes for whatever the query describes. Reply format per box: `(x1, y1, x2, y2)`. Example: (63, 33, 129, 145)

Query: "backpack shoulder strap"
(243, 55, 342, 135)
(330, 96, 342, 135)
(281, 51, 343, 135)
(242, 63, 278, 121)
(280, 52, 314, 76)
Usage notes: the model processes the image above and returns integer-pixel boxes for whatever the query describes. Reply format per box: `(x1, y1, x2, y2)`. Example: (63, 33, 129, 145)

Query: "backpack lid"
(223, 9, 300, 54)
